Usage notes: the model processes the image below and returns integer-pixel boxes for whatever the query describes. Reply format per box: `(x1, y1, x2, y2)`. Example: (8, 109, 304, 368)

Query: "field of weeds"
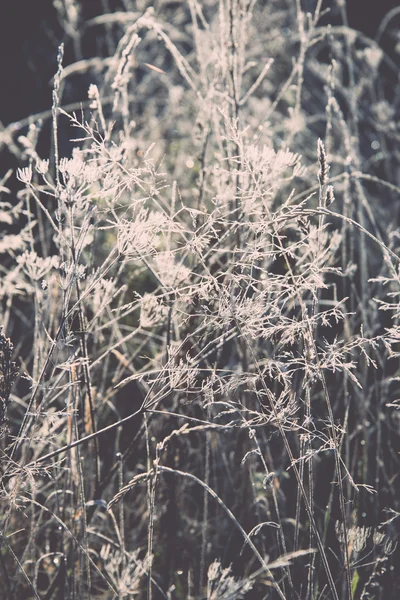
(0, 1, 400, 598)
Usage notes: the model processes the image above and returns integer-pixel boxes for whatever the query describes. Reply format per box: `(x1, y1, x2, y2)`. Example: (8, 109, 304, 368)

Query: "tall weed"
(0, 1, 399, 598)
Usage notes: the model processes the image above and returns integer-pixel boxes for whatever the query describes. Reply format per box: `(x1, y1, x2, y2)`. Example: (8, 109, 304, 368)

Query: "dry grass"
(1, 1, 400, 598)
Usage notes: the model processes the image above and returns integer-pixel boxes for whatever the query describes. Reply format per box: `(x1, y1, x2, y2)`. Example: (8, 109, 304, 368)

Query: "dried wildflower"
(35, 158, 49, 175)
(17, 251, 60, 282)
(117, 209, 180, 256)
(244, 143, 304, 182)
(16, 166, 32, 185)
(152, 251, 190, 287)
(207, 560, 253, 599)
(140, 293, 167, 328)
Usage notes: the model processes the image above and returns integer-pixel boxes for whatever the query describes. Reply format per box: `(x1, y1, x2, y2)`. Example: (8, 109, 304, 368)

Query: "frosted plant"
(207, 560, 253, 599)
(0, 1, 399, 599)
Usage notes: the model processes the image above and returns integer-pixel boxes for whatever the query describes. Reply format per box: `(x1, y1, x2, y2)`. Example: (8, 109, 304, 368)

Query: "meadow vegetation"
(0, 1, 400, 598)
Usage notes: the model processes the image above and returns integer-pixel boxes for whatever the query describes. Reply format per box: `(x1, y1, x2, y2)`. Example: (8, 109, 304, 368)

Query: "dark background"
(0, 0, 398, 126)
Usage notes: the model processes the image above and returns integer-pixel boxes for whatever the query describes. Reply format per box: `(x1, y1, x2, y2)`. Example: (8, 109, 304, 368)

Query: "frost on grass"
(0, 1, 399, 598)
(207, 560, 253, 599)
